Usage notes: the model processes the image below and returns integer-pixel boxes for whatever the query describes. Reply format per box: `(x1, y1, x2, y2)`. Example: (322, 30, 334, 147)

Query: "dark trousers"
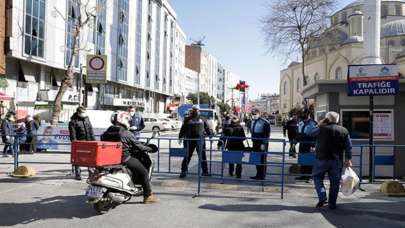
(253, 141, 267, 179)
(289, 140, 297, 156)
(229, 163, 242, 177)
(181, 140, 208, 174)
(299, 143, 313, 177)
(124, 157, 152, 197)
(3, 143, 13, 155)
(313, 159, 342, 207)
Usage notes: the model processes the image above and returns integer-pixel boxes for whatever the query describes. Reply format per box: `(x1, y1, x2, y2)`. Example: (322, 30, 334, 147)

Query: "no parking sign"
(86, 55, 107, 84)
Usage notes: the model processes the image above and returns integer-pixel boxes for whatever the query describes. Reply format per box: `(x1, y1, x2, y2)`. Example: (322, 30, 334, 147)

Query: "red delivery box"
(71, 141, 123, 167)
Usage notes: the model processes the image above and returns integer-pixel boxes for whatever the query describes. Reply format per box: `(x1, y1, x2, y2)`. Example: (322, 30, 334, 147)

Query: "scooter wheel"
(93, 200, 115, 215)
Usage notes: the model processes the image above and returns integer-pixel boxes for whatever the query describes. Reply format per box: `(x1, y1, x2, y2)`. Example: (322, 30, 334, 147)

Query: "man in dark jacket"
(101, 111, 159, 204)
(250, 108, 271, 180)
(1, 111, 16, 157)
(24, 115, 40, 154)
(219, 116, 246, 178)
(283, 114, 298, 158)
(309, 111, 352, 210)
(68, 106, 95, 180)
(297, 109, 317, 181)
(128, 106, 145, 139)
(178, 105, 213, 178)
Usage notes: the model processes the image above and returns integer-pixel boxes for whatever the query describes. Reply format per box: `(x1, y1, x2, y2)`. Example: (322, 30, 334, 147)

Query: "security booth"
(302, 79, 405, 178)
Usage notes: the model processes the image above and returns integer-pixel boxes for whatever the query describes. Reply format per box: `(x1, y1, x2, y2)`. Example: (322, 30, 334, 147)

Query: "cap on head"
(325, 111, 340, 123)
(191, 105, 200, 111)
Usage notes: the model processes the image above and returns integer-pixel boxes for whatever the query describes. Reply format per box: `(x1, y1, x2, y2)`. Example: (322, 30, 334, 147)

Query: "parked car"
(159, 118, 182, 130)
(143, 118, 171, 132)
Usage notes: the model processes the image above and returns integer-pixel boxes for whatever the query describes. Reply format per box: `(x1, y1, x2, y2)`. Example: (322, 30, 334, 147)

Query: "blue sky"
(170, 0, 355, 99)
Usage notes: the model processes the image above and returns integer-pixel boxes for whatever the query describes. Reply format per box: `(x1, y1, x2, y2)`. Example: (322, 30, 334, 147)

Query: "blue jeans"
(312, 159, 342, 207)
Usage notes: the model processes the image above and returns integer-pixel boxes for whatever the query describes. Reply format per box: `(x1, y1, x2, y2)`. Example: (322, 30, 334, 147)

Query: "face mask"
(79, 112, 88, 118)
(129, 111, 135, 116)
(252, 114, 260, 120)
(9, 116, 15, 122)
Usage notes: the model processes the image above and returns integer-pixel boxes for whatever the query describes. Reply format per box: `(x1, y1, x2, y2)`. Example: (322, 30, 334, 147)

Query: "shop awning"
(0, 92, 12, 101)
(21, 62, 37, 82)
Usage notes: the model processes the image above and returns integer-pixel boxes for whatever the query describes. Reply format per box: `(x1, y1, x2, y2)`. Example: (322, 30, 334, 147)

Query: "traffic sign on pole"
(86, 55, 107, 84)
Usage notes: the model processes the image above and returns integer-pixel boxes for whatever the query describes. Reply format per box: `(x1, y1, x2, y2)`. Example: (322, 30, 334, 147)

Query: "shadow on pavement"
(0, 195, 96, 226)
(199, 201, 405, 228)
(0, 175, 75, 184)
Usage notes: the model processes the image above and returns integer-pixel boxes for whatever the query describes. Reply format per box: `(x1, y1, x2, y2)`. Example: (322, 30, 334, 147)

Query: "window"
(95, 0, 106, 55)
(116, 0, 129, 81)
(135, 0, 143, 84)
(382, 4, 388, 17)
(401, 39, 405, 46)
(335, 67, 343, 80)
(296, 78, 301, 92)
(283, 81, 287, 95)
(388, 39, 396, 46)
(341, 110, 394, 140)
(24, 0, 45, 57)
(154, 6, 161, 90)
(396, 4, 402, 16)
(66, 0, 80, 67)
(314, 73, 320, 81)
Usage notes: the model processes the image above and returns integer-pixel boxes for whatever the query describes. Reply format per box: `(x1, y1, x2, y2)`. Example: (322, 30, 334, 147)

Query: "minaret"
(362, 0, 382, 64)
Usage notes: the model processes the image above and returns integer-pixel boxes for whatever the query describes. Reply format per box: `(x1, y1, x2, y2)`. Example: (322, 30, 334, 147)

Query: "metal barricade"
(194, 136, 287, 199)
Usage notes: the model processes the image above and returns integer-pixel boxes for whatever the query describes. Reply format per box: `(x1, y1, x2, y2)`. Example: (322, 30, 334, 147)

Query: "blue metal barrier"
(194, 136, 286, 199)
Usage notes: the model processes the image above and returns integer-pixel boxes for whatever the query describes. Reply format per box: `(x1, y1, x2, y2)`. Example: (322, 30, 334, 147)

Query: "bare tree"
(51, 0, 97, 125)
(262, 0, 336, 86)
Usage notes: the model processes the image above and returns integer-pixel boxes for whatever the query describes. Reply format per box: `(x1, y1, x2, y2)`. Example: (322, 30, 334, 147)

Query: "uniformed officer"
(250, 108, 271, 180)
(128, 106, 145, 139)
(178, 105, 213, 178)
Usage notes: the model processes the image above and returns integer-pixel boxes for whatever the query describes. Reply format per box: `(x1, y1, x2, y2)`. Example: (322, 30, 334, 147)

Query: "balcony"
(37, 89, 79, 103)
(16, 82, 39, 103)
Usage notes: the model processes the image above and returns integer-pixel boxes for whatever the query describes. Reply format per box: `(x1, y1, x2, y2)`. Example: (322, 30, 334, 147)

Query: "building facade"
(250, 94, 280, 114)
(280, 0, 405, 177)
(0, 0, 5, 77)
(4, 0, 185, 122)
(183, 67, 199, 97)
(280, 0, 405, 115)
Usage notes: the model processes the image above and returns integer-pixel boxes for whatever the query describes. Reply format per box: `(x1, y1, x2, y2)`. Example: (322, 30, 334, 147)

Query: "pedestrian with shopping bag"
(308, 111, 353, 210)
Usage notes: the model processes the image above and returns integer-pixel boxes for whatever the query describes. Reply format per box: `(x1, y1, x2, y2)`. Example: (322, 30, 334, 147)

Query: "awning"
(0, 92, 12, 101)
(21, 62, 37, 82)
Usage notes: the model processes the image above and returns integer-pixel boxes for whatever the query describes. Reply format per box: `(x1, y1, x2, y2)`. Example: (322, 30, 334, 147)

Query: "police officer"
(178, 105, 213, 178)
(128, 106, 145, 139)
(250, 108, 271, 180)
(297, 108, 317, 181)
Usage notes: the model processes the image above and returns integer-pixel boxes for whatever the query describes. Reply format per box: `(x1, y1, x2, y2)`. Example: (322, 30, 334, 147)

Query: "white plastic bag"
(340, 167, 360, 196)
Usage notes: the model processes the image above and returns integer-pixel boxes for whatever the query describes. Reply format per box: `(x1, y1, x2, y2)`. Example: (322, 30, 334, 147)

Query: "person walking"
(309, 111, 352, 210)
(178, 105, 213, 178)
(1, 111, 16, 157)
(24, 115, 40, 154)
(68, 106, 95, 180)
(296, 109, 317, 181)
(14, 122, 27, 154)
(249, 108, 271, 180)
(218, 116, 246, 178)
(128, 106, 145, 139)
(283, 114, 299, 158)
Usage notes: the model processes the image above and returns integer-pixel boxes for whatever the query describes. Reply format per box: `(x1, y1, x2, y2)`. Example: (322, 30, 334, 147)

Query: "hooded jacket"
(68, 113, 95, 141)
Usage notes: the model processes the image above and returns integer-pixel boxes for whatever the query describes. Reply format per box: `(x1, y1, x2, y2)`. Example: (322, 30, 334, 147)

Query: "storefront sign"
(348, 64, 400, 96)
(86, 55, 107, 84)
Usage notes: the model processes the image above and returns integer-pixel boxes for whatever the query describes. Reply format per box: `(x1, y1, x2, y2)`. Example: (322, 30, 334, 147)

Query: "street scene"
(1, 0, 405, 227)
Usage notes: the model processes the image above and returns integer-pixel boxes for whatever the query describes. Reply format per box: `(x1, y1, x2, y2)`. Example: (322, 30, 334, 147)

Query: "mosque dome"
(382, 20, 405, 37)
